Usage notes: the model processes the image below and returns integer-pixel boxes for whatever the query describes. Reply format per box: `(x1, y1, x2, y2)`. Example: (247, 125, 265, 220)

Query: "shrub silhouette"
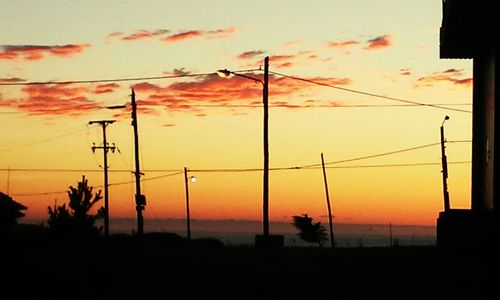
(47, 176, 104, 239)
(292, 214, 327, 247)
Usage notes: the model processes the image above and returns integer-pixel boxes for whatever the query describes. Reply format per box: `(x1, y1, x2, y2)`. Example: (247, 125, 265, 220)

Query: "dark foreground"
(1, 234, 499, 299)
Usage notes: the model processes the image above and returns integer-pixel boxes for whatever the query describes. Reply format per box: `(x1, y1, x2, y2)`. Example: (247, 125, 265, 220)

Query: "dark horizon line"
(19, 216, 436, 228)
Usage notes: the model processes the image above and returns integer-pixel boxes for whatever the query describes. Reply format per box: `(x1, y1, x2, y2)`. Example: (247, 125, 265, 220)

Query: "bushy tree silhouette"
(47, 176, 104, 239)
(292, 214, 327, 247)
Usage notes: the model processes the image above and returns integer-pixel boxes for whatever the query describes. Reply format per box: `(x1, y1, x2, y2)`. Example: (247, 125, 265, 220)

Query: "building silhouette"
(437, 0, 500, 247)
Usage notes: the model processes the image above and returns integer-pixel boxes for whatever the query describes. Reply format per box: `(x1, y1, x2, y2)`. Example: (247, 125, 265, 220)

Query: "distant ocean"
(23, 218, 435, 247)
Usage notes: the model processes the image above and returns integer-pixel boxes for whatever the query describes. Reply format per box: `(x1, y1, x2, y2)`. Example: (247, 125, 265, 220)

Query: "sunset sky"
(1, 0, 473, 230)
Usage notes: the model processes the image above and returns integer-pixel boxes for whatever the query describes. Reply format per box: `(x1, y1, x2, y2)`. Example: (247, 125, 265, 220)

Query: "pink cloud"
(329, 40, 360, 48)
(130, 72, 351, 115)
(93, 83, 120, 94)
(0, 44, 90, 61)
(206, 28, 237, 39)
(414, 69, 472, 88)
(163, 68, 191, 76)
(11, 84, 101, 116)
(0, 77, 25, 83)
(237, 50, 266, 60)
(161, 28, 236, 44)
(0, 95, 17, 108)
(400, 68, 411, 76)
(162, 30, 204, 43)
(121, 29, 170, 41)
(364, 35, 392, 50)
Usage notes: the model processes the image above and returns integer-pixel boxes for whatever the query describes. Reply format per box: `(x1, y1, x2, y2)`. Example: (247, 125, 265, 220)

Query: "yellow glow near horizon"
(1, 1, 473, 227)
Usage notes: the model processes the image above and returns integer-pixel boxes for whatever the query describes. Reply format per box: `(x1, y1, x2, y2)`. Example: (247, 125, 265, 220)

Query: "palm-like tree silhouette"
(292, 214, 327, 247)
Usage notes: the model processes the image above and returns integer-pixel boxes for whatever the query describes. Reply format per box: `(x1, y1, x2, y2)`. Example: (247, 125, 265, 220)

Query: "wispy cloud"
(238, 51, 330, 69)
(163, 68, 192, 76)
(205, 28, 236, 39)
(364, 35, 393, 50)
(162, 30, 203, 43)
(0, 77, 26, 83)
(161, 28, 236, 44)
(15, 84, 100, 115)
(121, 29, 170, 41)
(130, 73, 351, 114)
(329, 40, 360, 48)
(414, 68, 472, 88)
(237, 50, 266, 60)
(92, 83, 120, 94)
(0, 44, 90, 61)
(400, 68, 411, 76)
(0, 94, 17, 108)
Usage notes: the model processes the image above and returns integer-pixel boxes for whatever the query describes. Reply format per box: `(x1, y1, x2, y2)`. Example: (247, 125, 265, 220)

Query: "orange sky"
(1, 1, 473, 230)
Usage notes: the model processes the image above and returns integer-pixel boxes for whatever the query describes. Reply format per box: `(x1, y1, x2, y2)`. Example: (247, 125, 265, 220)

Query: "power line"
(10, 161, 471, 197)
(2, 67, 472, 114)
(10, 171, 184, 196)
(7, 138, 471, 196)
(0, 126, 86, 152)
(299, 142, 443, 169)
(187, 103, 471, 109)
(0, 69, 260, 86)
(2, 140, 472, 174)
(269, 70, 472, 113)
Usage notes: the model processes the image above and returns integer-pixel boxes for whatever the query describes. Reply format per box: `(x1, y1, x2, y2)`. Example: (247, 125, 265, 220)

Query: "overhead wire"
(0, 69, 260, 86)
(2, 67, 471, 112)
(10, 170, 184, 196)
(7, 139, 472, 196)
(268, 70, 472, 113)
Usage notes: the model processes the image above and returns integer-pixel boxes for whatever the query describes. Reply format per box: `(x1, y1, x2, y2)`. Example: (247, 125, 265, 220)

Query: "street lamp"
(441, 116, 450, 211)
(184, 167, 196, 240)
(217, 56, 273, 244)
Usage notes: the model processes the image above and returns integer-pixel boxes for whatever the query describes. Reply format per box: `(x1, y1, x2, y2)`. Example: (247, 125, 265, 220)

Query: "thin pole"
(389, 222, 393, 246)
(102, 125, 110, 237)
(89, 120, 116, 237)
(184, 167, 191, 240)
(441, 124, 450, 211)
(321, 153, 335, 248)
(131, 89, 145, 236)
(263, 56, 270, 237)
(6, 166, 10, 195)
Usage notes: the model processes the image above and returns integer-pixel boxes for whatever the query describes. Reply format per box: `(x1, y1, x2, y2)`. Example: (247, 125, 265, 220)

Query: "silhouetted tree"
(47, 176, 104, 239)
(292, 214, 327, 247)
(0, 192, 27, 236)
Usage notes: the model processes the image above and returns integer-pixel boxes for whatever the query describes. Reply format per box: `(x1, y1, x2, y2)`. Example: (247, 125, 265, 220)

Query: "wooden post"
(321, 153, 335, 247)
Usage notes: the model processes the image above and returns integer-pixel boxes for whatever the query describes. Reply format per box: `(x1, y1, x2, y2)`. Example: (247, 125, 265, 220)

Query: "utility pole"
(6, 166, 10, 195)
(131, 89, 146, 236)
(184, 167, 191, 240)
(440, 116, 450, 211)
(321, 153, 335, 248)
(263, 56, 270, 238)
(389, 222, 393, 247)
(89, 120, 116, 237)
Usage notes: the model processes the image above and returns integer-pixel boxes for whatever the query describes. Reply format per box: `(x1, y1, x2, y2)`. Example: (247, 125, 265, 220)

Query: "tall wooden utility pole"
(89, 120, 116, 237)
(262, 56, 270, 237)
(321, 153, 335, 248)
(184, 167, 191, 240)
(131, 89, 146, 236)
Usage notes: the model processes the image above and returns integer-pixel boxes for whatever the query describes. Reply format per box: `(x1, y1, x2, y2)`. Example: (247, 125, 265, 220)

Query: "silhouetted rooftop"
(0, 192, 27, 211)
(440, 0, 498, 58)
